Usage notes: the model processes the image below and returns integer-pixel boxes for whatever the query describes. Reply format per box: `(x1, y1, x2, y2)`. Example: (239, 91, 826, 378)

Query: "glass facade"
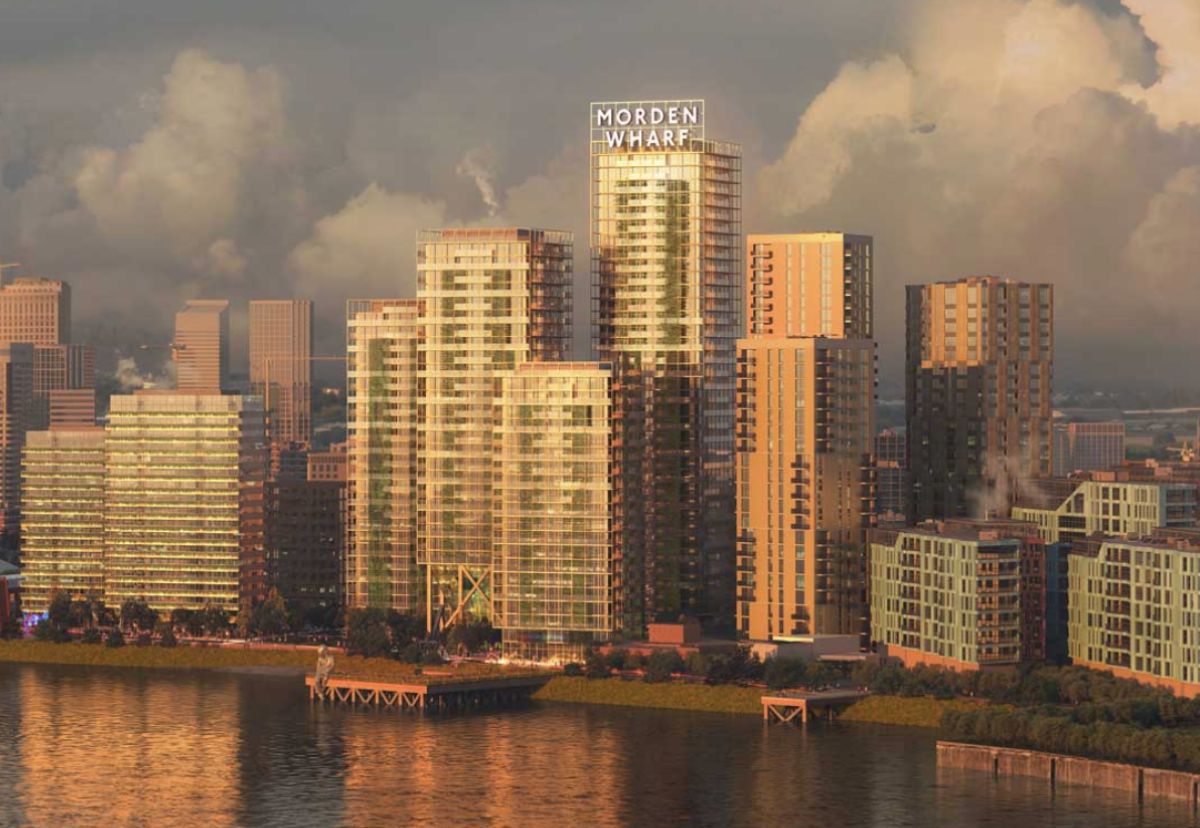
(494, 363, 613, 661)
(104, 394, 266, 617)
(591, 101, 741, 631)
(19, 429, 106, 614)
(417, 228, 572, 626)
(345, 300, 422, 613)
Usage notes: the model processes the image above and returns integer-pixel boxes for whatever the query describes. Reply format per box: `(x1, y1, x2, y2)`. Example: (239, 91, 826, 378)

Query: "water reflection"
(0, 663, 1197, 828)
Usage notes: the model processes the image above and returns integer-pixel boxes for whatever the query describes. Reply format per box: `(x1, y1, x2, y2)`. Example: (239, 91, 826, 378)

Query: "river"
(0, 662, 1195, 828)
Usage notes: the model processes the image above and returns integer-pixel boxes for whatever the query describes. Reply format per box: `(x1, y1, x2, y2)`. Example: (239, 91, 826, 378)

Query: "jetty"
(761, 688, 869, 724)
(307, 672, 553, 713)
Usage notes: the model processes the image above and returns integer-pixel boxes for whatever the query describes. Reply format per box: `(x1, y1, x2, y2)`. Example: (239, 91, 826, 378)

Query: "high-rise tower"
(174, 300, 230, 393)
(250, 300, 314, 447)
(590, 100, 741, 630)
(344, 299, 423, 614)
(906, 277, 1053, 521)
(417, 228, 572, 627)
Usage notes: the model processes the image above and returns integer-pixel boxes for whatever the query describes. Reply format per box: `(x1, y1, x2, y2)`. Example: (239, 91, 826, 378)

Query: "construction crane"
(0, 261, 21, 284)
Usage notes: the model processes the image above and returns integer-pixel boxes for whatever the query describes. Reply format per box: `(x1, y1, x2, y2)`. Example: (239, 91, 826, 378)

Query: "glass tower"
(590, 100, 741, 631)
(345, 299, 422, 614)
(417, 228, 572, 628)
(104, 393, 266, 617)
(494, 362, 613, 661)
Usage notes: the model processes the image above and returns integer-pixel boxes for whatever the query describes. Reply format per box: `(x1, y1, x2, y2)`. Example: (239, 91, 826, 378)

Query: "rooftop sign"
(590, 100, 705, 150)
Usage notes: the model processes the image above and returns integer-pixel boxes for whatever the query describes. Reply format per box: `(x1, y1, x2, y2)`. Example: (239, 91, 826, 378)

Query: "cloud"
(289, 183, 451, 327)
(1121, 0, 1200, 127)
(758, 0, 1200, 387)
(74, 49, 294, 265)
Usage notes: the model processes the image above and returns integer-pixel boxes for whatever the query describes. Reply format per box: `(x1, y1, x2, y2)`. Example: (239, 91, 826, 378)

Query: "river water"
(0, 662, 1196, 828)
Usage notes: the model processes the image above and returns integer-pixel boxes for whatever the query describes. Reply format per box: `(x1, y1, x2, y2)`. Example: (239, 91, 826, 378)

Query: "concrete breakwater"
(937, 741, 1200, 804)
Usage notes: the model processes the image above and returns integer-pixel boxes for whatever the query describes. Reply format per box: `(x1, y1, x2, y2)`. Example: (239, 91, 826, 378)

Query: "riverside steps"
(762, 689, 869, 724)
(307, 672, 553, 713)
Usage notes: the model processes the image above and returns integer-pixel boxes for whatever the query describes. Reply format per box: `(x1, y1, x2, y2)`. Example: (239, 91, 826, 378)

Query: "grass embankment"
(533, 676, 764, 715)
(0, 640, 548, 685)
(839, 695, 986, 728)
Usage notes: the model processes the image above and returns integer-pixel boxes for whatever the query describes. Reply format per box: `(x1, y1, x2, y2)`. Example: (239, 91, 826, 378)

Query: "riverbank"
(533, 676, 966, 726)
(0, 640, 551, 684)
(1, 640, 977, 727)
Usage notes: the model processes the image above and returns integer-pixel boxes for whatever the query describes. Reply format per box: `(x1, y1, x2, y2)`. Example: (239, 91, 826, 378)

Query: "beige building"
(494, 363, 614, 661)
(345, 299, 423, 614)
(736, 336, 875, 640)
(747, 233, 873, 340)
(104, 393, 266, 616)
(906, 277, 1053, 521)
(0, 344, 34, 555)
(0, 277, 70, 346)
(249, 300, 313, 447)
(1069, 530, 1200, 698)
(1011, 475, 1195, 545)
(417, 228, 572, 628)
(1052, 421, 1125, 477)
(174, 300, 230, 393)
(19, 429, 106, 614)
(590, 100, 741, 630)
(31, 343, 95, 430)
(870, 522, 1023, 670)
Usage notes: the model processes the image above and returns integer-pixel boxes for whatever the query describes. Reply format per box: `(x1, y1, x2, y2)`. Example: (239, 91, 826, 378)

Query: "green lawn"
(533, 676, 765, 715)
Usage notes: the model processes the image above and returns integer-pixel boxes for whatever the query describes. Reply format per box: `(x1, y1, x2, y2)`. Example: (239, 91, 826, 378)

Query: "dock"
(761, 689, 869, 724)
(307, 673, 552, 713)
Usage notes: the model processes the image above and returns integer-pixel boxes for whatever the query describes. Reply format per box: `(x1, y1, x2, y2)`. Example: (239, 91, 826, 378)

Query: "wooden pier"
(307, 674, 552, 713)
(762, 689, 869, 724)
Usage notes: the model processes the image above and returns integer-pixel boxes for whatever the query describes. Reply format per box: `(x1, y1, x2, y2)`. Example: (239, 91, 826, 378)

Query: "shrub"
(562, 663, 584, 677)
(397, 643, 423, 664)
(585, 649, 611, 679)
(345, 608, 392, 658)
(604, 651, 627, 671)
(643, 651, 684, 684)
(105, 629, 126, 648)
(764, 657, 808, 690)
(136, 632, 153, 648)
(80, 628, 103, 645)
(158, 626, 178, 648)
(685, 653, 710, 678)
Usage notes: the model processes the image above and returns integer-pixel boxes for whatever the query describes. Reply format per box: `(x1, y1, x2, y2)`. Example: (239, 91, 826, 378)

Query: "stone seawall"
(937, 741, 1200, 803)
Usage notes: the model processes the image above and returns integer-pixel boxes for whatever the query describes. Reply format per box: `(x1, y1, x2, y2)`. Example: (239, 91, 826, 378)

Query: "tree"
(47, 591, 73, 631)
(243, 590, 289, 638)
(80, 627, 103, 645)
(764, 658, 808, 690)
(387, 611, 424, 645)
(345, 607, 391, 658)
(120, 599, 157, 634)
(643, 651, 684, 683)
(94, 601, 118, 629)
(157, 621, 178, 648)
(201, 604, 230, 637)
(584, 649, 611, 679)
(444, 618, 500, 656)
(105, 629, 126, 648)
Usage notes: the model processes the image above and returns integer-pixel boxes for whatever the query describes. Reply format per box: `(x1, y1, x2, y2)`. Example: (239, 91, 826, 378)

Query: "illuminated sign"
(590, 100, 705, 150)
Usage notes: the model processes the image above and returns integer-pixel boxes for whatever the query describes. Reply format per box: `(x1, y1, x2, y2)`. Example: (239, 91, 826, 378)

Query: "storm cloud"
(0, 0, 1197, 390)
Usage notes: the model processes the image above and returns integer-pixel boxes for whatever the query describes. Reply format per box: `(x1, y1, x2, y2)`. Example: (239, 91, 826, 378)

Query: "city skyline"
(0, 0, 1198, 392)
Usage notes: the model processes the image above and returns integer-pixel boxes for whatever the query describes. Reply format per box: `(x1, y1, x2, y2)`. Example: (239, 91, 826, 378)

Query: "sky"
(0, 0, 1198, 392)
